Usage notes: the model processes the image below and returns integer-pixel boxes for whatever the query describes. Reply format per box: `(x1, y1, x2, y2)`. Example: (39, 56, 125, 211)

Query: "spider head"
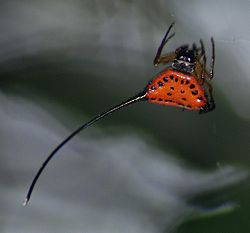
(172, 45, 195, 73)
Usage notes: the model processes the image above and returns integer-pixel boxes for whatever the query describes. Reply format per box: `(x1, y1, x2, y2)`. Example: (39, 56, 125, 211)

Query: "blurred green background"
(1, 0, 250, 233)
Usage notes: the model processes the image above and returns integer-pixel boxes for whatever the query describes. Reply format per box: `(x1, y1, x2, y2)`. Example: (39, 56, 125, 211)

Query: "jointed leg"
(199, 39, 207, 83)
(154, 22, 175, 66)
(196, 38, 215, 81)
(194, 62, 213, 96)
(204, 79, 213, 95)
(153, 52, 176, 66)
(209, 37, 215, 80)
(194, 60, 210, 83)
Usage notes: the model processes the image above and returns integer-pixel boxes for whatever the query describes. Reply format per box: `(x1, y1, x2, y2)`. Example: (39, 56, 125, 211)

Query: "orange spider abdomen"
(146, 69, 207, 111)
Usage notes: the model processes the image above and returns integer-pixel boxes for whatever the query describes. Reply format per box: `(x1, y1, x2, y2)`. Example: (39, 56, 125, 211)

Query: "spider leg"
(199, 39, 207, 84)
(203, 79, 213, 95)
(197, 38, 215, 81)
(154, 22, 175, 66)
(153, 52, 176, 66)
(193, 43, 202, 79)
(209, 37, 215, 80)
(194, 60, 202, 80)
(192, 42, 197, 56)
(194, 39, 215, 113)
(193, 42, 205, 59)
(194, 60, 210, 83)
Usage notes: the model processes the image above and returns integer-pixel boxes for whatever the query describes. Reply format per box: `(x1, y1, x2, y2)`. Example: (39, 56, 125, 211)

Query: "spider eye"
(177, 49, 195, 63)
(186, 50, 195, 62)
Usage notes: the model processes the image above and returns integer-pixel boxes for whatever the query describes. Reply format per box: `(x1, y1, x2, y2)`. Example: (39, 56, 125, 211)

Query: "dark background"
(1, 0, 250, 232)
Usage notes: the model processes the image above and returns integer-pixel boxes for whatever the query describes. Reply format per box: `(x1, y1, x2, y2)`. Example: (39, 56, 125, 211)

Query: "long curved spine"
(23, 92, 147, 206)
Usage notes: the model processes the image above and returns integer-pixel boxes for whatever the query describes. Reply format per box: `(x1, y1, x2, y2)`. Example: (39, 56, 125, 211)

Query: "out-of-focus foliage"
(0, 1, 250, 233)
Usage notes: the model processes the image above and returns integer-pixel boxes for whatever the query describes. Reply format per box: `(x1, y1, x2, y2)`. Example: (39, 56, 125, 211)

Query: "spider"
(149, 22, 215, 113)
(23, 22, 215, 206)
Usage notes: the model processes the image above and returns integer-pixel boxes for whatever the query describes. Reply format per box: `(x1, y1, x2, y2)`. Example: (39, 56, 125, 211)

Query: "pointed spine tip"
(22, 198, 29, 206)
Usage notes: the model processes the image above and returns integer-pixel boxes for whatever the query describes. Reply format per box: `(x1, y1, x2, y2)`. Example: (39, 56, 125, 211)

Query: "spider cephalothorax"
(172, 46, 196, 73)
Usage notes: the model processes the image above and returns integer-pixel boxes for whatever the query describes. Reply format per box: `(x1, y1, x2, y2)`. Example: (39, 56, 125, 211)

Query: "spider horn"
(23, 92, 147, 206)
